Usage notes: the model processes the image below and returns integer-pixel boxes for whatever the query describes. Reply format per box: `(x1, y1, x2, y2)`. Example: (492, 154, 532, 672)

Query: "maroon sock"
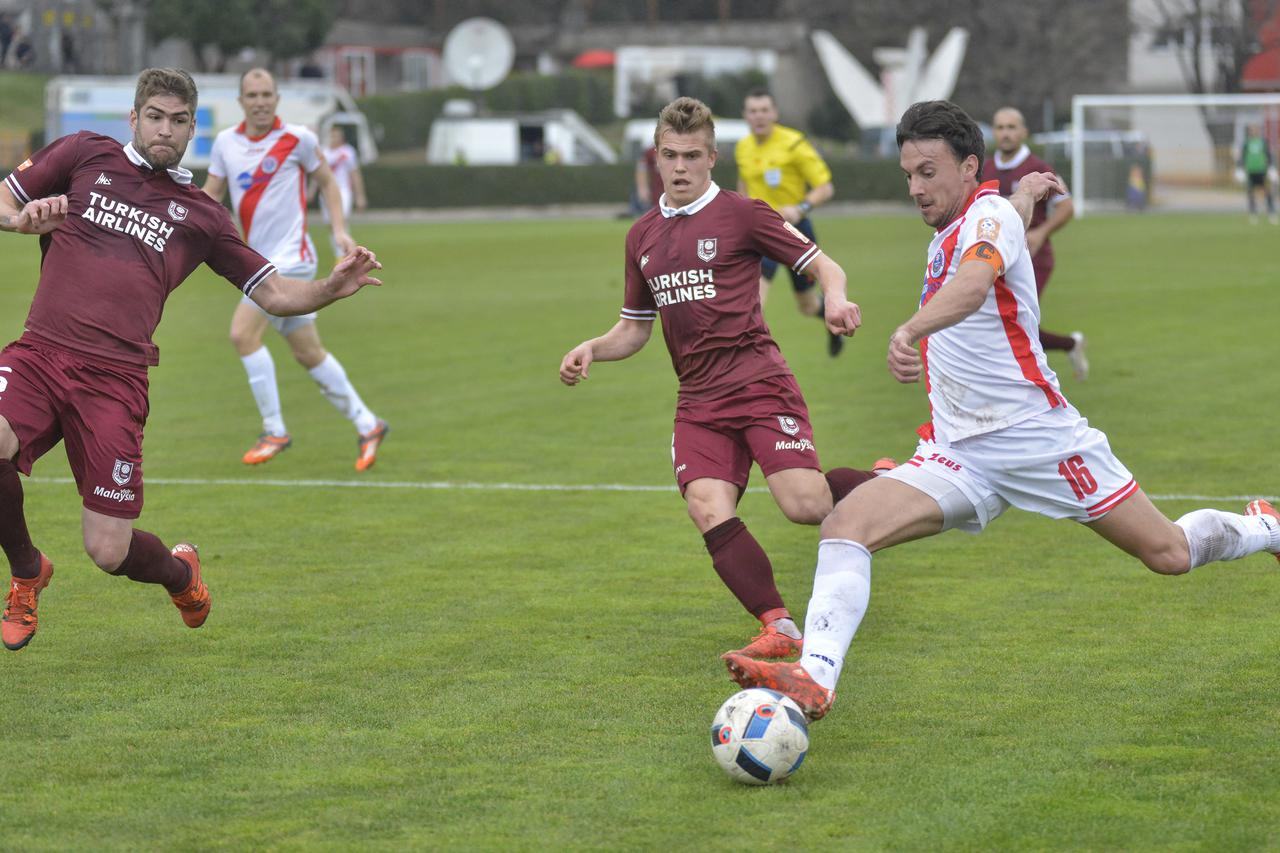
(703, 517, 784, 619)
(0, 459, 40, 578)
(824, 467, 875, 504)
(111, 529, 190, 594)
(1040, 329, 1075, 351)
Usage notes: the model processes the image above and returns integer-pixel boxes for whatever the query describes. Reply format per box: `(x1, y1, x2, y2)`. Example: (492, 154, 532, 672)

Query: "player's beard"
(135, 131, 184, 170)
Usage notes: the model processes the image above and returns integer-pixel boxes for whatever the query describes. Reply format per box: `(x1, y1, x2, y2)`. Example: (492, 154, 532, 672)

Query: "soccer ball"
(710, 688, 809, 785)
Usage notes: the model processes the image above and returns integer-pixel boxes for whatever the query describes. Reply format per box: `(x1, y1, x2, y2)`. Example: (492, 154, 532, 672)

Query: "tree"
(1133, 0, 1279, 94)
(141, 0, 336, 71)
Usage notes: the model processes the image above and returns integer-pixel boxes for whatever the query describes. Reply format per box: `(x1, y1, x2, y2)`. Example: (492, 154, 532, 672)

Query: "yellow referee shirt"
(734, 124, 833, 211)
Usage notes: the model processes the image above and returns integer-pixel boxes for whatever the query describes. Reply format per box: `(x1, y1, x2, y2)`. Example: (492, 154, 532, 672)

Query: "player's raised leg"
(232, 301, 290, 464)
(726, 476, 947, 719)
(283, 323, 387, 471)
(1086, 488, 1280, 573)
(83, 509, 210, 628)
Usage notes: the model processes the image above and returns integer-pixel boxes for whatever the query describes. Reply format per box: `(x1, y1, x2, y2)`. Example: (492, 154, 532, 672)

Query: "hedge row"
(357, 157, 913, 208)
(357, 70, 614, 152)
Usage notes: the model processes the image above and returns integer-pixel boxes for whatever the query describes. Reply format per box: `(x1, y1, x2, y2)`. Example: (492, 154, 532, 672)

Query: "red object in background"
(572, 49, 615, 69)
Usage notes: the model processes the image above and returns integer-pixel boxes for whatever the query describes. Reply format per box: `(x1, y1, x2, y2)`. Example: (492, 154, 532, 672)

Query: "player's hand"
(1013, 171, 1064, 204)
(778, 204, 805, 224)
(14, 195, 68, 235)
(824, 296, 861, 337)
(355, 196, 368, 212)
(325, 246, 382, 298)
(887, 326, 922, 383)
(334, 230, 357, 256)
(559, 343, 593, 386)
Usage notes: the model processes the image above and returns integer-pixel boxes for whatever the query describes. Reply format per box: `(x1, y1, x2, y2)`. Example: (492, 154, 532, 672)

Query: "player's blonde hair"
(654, 97, 717, 152)
(133, 68, 198, 113)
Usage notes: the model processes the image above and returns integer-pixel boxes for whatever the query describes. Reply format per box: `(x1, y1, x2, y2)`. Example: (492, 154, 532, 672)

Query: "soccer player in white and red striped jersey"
(726, 100, 1280, 720)
(203, 69, 388, 471)
(560, 97, 890, 661)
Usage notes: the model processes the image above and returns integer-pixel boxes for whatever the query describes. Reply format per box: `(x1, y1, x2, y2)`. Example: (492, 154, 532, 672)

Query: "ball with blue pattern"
(710, 688, 809, 785)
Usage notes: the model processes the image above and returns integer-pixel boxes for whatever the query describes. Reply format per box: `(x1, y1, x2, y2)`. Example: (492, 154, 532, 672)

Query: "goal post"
(1069, 92, 1280, 217)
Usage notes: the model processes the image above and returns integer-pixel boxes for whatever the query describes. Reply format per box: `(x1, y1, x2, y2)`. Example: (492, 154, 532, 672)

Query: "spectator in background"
(0, 14, 14, 67)
(1238, 125, 1277, 225)
(11, 32, 33, 69)
(633, 145, 663, 213)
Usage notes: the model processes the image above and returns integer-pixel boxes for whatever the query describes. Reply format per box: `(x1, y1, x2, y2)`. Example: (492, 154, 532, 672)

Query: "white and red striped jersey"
(208, 117, 321, 274)
(917, 181, 1066, 443)
(322, 142, 358, 216)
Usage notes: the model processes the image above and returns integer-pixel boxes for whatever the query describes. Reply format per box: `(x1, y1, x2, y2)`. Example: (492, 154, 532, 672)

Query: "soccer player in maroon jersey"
(0, 68, 383, 651)
(983, 106, 1089, 380)
(560, 97, 887, 660)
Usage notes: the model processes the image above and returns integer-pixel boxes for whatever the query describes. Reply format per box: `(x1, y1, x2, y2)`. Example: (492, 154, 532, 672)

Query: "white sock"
(308, 354, 377, 434)
(1175, 509, 1279, 569)
(799, 539, 872, 691)
(240, 347, 286, 436)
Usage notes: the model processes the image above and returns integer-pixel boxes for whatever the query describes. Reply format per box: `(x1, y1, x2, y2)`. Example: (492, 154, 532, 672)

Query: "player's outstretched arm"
(559, 319, 653, 386)
(887, 259, 997, 383)
(0, 184, 68, 235)
(200, 173, 227, 202)
(251, 247, 383, 316)
(806, 253, 861, 337)
(1009, 171, 1064, 229)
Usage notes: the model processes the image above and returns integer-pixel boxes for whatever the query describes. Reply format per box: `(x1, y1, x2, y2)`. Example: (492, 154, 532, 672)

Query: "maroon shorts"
(0, 340, 148, 518)
(1033, 255, 1054, 296)
(672, 373, 821, 494)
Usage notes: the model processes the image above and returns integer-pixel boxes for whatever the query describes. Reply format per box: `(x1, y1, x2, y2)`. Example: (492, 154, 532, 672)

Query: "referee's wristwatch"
(797, 199, 813, 216)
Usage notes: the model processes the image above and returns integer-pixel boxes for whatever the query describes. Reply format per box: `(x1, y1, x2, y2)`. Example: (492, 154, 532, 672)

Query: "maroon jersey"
(622, 184, 821, 401)
(4, 132, 276, 367)
(981, 145, 1068, 265)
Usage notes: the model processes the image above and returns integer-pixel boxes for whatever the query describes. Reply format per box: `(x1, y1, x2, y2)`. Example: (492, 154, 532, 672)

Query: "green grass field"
(1, 210, 1278, 850)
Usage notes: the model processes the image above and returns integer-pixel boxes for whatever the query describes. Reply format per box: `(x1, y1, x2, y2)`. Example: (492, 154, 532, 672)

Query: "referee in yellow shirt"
(735, 88, 840, 355)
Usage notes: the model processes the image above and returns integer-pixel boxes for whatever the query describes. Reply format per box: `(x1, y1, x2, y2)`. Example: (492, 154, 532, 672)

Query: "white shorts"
(240, 262, 318, 336)
(882, 406, 1138, 532)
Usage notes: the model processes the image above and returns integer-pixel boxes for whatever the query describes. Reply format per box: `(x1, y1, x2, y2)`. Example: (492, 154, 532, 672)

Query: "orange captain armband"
(960, 242, 1004, 276)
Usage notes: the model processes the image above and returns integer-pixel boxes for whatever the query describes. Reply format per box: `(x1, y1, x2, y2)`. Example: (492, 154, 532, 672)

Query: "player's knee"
(1140, 540, 1192, 575)
(83, 532, 129, 572)
(779, 492, 831, 525)
(0, 417, 18, 461)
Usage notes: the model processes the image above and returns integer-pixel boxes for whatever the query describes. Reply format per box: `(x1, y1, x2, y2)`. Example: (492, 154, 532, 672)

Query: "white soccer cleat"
(1068, 331, 1089, 381)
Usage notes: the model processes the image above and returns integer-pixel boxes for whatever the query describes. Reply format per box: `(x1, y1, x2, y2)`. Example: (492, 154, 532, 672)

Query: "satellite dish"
(443, 17, 515, 92)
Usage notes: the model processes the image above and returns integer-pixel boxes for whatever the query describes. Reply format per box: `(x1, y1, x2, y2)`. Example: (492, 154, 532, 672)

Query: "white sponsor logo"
(775, 439, 816, 452)
(95, 173, 112, 186)
(777, 415, 800, 436)
(696, 237, 717, 262)
(81, 191, 175, 253)
(645, 268, 716, 307)
(167, 201, 188, 222)
(675, 463, 687, 475)
(112, 459, 135, 486)
(0, 365, 11, 400)
(92, 485, 136, 503)
(640, 254, 650, 269)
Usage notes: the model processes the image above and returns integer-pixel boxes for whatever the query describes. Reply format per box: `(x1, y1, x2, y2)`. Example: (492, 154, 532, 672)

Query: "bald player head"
(992, 107, 1028, 158)
(237, 67, 280, 137)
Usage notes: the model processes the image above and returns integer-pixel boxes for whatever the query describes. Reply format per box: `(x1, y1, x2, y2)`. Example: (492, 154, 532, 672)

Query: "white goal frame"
(1070, 92, 1280, 217)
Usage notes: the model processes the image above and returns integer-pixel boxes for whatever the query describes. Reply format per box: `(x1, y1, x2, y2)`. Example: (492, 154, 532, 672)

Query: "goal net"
(1063, 93, 1280, 216)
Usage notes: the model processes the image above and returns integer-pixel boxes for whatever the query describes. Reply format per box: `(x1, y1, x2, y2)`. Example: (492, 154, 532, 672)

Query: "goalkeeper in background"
(1238, 125, 1277, 225)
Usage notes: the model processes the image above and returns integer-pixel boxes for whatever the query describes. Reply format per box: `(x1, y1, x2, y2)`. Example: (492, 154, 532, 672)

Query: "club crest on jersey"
(929, 249, 946, 279)
(111, 459, 135, 486)
(696, 238, 717, 262)
(261, 156, 279, 175)
(777, 415, 800, 436)
(167, 201, 188, 222)
(976, 216, 1000, 241)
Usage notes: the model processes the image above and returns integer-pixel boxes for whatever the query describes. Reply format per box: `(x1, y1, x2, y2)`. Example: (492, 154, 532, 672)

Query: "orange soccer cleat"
(872, 457, 897, 476)
(169, 543, 210, 628)
(355, 420, 389, 472)
(2, 553, 54, 651)
(1245, 499, 1280, 564)
(723, 653, 834, 721)
(725, 622, 803, 660)
(243, 433, 292, 465)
